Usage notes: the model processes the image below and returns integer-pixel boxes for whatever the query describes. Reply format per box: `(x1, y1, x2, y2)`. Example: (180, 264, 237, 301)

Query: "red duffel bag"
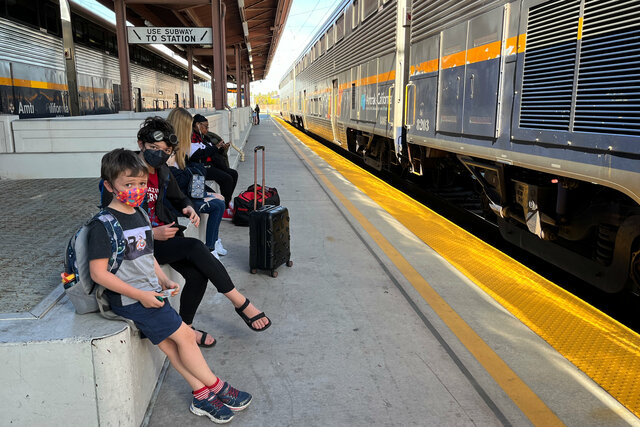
(233, 184, 280, 226)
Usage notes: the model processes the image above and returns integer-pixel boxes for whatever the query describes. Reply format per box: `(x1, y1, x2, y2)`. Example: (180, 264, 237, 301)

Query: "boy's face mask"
(114, 186, 147, 208)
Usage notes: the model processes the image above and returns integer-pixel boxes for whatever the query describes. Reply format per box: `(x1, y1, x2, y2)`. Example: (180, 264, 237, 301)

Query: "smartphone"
(173, 223, 187, 232)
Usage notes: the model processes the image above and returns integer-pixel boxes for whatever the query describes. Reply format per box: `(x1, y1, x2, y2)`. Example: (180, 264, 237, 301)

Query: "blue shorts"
(111, 300, 182, 344)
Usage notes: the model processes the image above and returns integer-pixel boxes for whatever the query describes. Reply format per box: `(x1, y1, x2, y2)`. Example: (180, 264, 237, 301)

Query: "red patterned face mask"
(114, 187, 147, 207)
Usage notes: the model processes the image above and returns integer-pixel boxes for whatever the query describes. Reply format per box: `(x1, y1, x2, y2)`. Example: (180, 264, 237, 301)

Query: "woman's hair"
(101, 148, 148, 184)
(166, 107, 193, 169)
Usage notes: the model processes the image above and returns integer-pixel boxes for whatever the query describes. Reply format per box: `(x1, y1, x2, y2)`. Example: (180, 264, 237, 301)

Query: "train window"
(362, 0, 377, 21)
(320, 34, 326, 55)
(6, 1, 39, 29)
(39, 2, 60, 36)
(468, 8, 502, 48)
(88, 25, 105, 47)
(441, 21, 467, 58)
(344, 5, 353, 37)
(327, 28, 334, 50)
(351, 83, 356, 109)
(351, 0, 359, 30)
(335, 14, 344, 42)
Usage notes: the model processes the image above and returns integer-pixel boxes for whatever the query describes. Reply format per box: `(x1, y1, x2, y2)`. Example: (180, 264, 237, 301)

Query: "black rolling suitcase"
(249, 146, 293, 277)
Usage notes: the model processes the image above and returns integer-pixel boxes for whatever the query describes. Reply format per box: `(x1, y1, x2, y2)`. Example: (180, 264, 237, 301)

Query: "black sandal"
(235, 298, 271, 332)
(191, 326, 217, 348)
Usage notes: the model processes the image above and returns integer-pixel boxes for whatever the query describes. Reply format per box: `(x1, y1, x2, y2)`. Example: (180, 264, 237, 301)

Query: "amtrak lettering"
(361, 91, 391, 109)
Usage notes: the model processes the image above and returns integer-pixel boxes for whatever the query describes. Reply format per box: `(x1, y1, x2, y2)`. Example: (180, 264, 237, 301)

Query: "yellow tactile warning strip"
(273, 116, 640, 421)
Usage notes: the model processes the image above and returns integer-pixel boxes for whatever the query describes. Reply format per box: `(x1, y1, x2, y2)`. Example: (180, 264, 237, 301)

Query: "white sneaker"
(215, 239, 227, 256)
(211, 249, 220, 260)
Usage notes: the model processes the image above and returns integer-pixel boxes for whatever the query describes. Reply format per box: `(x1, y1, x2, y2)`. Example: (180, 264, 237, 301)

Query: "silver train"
(280, 0, 640, 293)
(0, 1, 212, 118)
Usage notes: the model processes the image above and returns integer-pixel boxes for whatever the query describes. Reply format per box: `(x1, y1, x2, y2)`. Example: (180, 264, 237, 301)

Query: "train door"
(437, 21, 466, 134)
(437, 7, 504, 137)
(462, 7, 504, 137)
(133, 88, 142, 112)
(331, 79, 338, 142)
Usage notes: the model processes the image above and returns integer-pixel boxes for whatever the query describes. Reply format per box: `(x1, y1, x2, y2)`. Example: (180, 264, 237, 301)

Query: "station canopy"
(96, 0, 292, 83)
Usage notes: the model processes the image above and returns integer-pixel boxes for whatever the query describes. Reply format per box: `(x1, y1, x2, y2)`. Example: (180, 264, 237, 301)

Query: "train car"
(0, 0, 212, 119)
(280, 0, 640, 294)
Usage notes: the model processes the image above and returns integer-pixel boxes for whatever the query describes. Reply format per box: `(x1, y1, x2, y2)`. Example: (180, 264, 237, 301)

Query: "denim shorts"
(111, 299, 182, 344)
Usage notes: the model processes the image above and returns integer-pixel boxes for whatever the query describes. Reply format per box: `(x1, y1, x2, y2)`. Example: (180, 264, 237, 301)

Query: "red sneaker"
(222, 208, 234, 220)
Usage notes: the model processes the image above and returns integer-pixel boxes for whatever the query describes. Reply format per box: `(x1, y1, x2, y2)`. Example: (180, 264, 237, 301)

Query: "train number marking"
(416, 118, 430, 132)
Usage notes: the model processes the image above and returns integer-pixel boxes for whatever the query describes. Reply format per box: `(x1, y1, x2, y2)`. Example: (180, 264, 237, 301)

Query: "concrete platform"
(145, 115, 640, 426)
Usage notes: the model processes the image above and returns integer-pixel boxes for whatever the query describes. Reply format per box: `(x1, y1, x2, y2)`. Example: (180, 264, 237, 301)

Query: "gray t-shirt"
(87, 207, 161, 306)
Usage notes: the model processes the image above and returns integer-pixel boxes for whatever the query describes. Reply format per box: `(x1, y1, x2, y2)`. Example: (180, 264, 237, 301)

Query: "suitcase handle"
(253, 146, 266, 211)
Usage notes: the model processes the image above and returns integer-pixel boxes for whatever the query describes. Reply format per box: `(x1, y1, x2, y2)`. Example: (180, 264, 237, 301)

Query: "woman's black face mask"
(143, 148, 170, 168)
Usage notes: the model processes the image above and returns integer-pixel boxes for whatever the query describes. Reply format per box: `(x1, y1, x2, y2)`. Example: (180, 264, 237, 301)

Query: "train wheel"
(251, 268, 257, 274)
(271, 270, 278, 278)
(287, 260, 293, 267)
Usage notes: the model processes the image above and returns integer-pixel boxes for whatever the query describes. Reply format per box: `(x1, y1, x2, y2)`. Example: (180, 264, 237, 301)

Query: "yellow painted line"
(275, 115, 640, 420)
(275, 116, 563, 425)
(578, 16, 584, 40)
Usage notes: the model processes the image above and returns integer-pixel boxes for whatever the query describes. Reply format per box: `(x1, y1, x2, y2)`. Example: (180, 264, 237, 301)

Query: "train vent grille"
(574, 0, 640, 136)
(519, 0, 580, 131)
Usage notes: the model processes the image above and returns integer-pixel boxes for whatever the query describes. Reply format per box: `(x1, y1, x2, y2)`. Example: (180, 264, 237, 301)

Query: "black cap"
(193, 114, 207, 125)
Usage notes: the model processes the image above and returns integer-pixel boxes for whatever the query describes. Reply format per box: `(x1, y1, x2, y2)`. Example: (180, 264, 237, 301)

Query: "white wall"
(0, 109, 234, 179)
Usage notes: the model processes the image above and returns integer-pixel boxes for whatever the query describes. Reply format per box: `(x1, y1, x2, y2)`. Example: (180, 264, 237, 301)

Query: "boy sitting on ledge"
(88, 148, 251, 423)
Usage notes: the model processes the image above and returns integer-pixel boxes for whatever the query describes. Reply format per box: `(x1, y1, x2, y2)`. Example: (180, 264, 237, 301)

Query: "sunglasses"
(150, 130, 178, 145)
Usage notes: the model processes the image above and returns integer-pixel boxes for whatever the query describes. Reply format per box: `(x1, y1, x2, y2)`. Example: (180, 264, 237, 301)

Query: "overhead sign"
(127, 27, 213, 44)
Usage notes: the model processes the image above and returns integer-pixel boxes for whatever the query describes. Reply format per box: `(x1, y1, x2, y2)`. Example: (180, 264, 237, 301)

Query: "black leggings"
(154, 236, 234, 325)
(206, 166, 238, 206)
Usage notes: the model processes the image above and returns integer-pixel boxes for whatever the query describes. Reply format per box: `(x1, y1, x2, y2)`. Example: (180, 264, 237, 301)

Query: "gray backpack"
(63, 208, 148, 318)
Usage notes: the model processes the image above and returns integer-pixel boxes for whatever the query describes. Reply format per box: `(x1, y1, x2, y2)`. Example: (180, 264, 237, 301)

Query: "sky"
(252, 0, 343, 94)
(72, 0, 342, 95)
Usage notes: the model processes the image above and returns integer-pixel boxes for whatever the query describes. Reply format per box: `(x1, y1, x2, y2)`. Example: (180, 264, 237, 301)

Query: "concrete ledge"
(0, 293, 168, 426)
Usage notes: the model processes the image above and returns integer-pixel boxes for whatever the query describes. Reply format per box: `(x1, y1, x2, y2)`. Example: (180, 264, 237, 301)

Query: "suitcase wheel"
(250, 268, 257, 274)
(270, 270, 278, 278)
(286, 260, 293, 267)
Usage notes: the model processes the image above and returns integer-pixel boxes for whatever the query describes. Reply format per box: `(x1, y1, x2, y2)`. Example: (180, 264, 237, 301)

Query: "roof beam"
(125, 0, 210, 5)
(184, 7, 204, 27)
(172, 10, 191, 26)
(128, 4, 168, 26)
(193, 47, 235, 56)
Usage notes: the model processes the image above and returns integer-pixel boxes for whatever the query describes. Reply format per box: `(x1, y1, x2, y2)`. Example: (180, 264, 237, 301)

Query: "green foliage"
(253, 91, 280, 108)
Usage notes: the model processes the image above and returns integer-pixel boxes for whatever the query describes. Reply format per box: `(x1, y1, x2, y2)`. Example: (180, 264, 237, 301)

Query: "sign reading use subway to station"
(127, 27, 213, 44)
